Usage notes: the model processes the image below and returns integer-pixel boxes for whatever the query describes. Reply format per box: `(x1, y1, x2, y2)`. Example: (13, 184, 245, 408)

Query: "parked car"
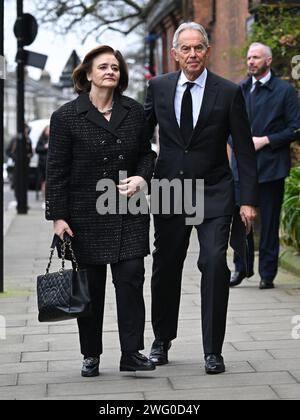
(6, 119, 50, 190)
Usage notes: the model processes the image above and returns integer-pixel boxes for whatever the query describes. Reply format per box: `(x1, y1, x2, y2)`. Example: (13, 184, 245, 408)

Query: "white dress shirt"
(251, 71, 271, 92)
(174, 68, 208, 129)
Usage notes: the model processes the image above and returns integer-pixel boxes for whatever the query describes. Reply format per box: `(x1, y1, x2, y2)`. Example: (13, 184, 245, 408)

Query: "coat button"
(103, 157, 108, 161)
(184, 150, 189, 154)
(179, 170, 184, 175)
(100, 140, 106, 145)
(116, 139, 122, 144)
(118, 154, 124, 160)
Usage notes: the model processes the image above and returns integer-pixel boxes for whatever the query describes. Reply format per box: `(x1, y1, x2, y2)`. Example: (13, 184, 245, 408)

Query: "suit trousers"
(234, 178, 285, 282)
(151, 214, 232, 355)
(77, 258, 145, 357)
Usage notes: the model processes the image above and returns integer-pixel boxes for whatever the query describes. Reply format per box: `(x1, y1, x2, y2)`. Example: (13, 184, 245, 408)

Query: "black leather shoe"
(230, 271, 246, 287)
(259, 279, 274, 289)
(120, 352, 156, 372)
(81, 357, 100, 377)
(204, 354, 225, 374)
(149, 339, 172, 365)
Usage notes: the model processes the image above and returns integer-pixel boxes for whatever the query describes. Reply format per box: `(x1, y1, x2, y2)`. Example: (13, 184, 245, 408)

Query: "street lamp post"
(16, 0, 28, 214)
(13, 4, 43, 215)
(0, 0, 4, 293)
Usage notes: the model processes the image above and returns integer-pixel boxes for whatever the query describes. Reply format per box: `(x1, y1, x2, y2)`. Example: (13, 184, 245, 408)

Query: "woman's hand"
(53, 219, 74, 241)
(117, 176, 146, 197)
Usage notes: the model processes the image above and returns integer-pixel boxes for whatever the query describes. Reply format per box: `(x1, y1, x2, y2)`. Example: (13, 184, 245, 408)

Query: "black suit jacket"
(231, 73, 300, 183)
(144, 70, 258, 219)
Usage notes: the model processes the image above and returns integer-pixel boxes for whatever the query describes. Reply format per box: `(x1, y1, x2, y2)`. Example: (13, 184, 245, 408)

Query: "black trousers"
(234, 178, 285, 282)
(151, 214, 232, 355)
(77, 258, 145, 357)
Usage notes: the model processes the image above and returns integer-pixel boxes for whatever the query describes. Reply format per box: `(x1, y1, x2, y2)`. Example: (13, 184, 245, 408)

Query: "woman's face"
(87, 53, 120, 90)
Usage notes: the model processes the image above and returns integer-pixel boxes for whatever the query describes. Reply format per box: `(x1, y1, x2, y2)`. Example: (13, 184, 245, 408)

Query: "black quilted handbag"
(37, 234, 91, 322)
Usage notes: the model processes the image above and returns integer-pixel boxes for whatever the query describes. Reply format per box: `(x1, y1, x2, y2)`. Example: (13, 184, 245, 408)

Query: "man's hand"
(117, 176, 146, 197)
(253, 136, 269, 151)
(240, 205, 257, 234)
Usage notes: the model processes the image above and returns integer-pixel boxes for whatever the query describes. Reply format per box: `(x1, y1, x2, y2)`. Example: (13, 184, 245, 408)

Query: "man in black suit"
(144, 22, 258, 374)
(229, 42, 300, 290)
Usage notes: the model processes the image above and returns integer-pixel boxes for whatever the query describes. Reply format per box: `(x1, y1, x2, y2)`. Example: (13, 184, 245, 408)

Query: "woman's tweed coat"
(46, 92, 156, 265)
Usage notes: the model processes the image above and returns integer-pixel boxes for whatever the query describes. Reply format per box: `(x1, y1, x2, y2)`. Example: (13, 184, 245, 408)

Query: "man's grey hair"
(248, 42, 272, 58)
(172, 22, 209, 49)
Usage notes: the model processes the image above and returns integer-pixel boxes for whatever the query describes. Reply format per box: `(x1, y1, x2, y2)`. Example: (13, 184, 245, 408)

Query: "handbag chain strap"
(45, 237, 79, 274)
(45, 246, 56, 274)
(65, 238, 79, 271)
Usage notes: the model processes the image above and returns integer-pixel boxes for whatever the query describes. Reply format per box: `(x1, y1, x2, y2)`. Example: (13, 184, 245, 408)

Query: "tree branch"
(34, 0, 159, 36)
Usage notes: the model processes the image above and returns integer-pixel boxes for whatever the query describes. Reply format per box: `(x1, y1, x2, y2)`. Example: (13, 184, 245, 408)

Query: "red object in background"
(144, 64, 152, 80)
(144, 63, 157, 80)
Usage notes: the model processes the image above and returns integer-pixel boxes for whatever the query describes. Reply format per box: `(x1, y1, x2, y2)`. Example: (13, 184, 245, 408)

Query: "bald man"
(230, 42, 300, 289)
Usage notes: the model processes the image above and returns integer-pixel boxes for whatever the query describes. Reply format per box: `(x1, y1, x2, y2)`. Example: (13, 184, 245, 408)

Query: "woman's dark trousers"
(77, 258, 145, 357)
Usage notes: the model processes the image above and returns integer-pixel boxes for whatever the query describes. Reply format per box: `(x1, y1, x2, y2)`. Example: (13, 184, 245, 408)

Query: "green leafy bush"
(244, 4, 300, 87)
(280, 165, 300, 253)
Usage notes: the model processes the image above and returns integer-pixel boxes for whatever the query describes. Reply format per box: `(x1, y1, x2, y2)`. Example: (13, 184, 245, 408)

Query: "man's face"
(247, 46, 272, 78)
(172, 29, 210, 80)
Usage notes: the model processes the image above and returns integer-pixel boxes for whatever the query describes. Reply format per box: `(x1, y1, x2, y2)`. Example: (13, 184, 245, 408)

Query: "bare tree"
(34, 0, 159, 42)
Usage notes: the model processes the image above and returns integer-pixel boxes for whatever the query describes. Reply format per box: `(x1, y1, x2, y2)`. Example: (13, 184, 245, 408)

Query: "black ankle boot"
(81, 356, 100, 377)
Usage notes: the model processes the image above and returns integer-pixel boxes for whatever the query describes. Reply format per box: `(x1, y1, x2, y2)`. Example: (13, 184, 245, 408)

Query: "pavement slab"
(1, 197, 300, 400)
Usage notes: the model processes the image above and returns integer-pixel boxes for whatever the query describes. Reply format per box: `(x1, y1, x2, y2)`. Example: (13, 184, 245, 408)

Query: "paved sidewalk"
(1, 196, 300, 400)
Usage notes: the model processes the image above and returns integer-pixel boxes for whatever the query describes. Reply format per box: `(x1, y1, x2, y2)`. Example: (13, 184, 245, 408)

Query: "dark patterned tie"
(180, 82, 195, 144)
(249, 80, 262, 123)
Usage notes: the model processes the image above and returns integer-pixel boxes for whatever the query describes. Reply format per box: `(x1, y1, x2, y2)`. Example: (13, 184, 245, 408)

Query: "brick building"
(146, 0, 300, 82)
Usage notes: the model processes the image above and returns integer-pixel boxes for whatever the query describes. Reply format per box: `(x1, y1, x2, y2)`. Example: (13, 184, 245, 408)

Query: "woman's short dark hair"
(72, 45, 128, 94)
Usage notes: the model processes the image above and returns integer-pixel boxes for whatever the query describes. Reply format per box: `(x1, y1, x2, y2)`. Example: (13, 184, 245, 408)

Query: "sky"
(4, 0, 140, 83)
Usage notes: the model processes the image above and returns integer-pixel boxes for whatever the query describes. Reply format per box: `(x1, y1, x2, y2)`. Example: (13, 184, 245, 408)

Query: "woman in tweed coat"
(46, 45, 156, 377)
